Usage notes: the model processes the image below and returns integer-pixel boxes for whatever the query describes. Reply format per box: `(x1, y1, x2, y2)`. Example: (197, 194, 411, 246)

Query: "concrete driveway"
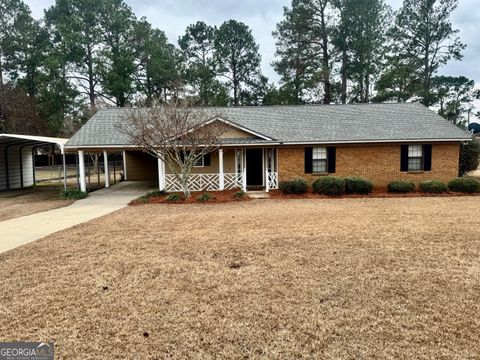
(0, 181, 155, 255)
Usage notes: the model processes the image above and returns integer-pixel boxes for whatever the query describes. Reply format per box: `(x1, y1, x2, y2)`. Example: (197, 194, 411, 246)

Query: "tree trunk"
(364, 74, 370, 103)
(180, 170, 191, 198)
(0, 55, 3, 86)
(341, 49, 347, 104)
(87, 49, 95, 109)
(320, 10, 331, 104)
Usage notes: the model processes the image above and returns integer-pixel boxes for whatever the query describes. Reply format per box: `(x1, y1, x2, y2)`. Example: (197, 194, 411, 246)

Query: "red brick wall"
(278, 143, 461, 187)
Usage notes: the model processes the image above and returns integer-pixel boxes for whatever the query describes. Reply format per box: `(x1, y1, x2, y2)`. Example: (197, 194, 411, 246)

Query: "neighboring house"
(65, 103, 471, 192)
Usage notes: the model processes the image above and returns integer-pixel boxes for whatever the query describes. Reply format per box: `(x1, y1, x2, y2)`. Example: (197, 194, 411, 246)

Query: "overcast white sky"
(25, 0, 479, 85)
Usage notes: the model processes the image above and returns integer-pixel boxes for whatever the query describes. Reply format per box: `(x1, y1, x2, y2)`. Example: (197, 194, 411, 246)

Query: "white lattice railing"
(165, 173, 243, 192)
(224, 173, 244, 190)
(266, 172, 279, 191)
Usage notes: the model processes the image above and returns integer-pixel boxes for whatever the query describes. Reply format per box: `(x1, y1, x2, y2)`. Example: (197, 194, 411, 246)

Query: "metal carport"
(0, 134, 69, 191)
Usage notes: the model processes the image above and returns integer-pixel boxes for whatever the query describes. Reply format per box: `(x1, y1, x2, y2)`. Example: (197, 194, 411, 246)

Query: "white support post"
(62, 151, 67, 191)
(122, 151, 128, 181)
(219, 148, 224, 190)
(78, 150, 87, 192)
(242, 149, 247, 191)
(265, 169, 270, 193)
(103, 150, 110, 188)
(158, 156, 166, 190)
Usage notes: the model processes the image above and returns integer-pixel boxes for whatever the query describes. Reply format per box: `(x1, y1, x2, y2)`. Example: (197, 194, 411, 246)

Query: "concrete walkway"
(0, 181, 155, 255)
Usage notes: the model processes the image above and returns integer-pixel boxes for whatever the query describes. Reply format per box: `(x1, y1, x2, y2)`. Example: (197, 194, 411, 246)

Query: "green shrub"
(387, 180, 416, 193)
(166, 194, 183, 202)
(197, 193, 215, 203)
(312, 176, 345, 196)
(279, 178, 308, 194)
(57, 189, 87, 200)
(344, 177, 374, 195)
(136, 190, 168, 203)
(448, 177, 480, 193)
(419, 180, 448, 194)
(234, 191, 246, 199)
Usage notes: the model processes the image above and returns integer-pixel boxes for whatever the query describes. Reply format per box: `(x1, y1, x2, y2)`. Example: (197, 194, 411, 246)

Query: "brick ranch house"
(65, 103, 471, 192)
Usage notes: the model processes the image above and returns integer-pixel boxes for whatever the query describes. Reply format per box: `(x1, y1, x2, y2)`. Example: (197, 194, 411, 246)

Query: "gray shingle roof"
(66, 103, 471, 147)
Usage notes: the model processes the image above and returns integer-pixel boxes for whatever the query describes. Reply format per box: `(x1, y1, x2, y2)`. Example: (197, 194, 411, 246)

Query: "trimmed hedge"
(387, 180, 415, 193)
(279, 178, 308, 194)
(312, 176, 345, 196)
(448, 177, 480, 193)
(419, 180, 448, 194)
(344, 177, 374, 195)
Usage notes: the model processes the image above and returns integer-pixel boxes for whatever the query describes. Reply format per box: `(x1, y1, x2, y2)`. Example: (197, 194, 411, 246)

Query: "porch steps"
(247, 191, 271, 199)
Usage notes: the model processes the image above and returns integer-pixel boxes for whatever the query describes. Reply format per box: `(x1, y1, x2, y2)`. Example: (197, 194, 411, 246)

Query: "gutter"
(64, 137, 471, 151)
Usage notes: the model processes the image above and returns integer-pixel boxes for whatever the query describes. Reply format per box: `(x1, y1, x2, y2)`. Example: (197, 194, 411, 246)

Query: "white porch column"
(242, 149, 247, 191)
(122, 151, 128, 181)
(265, 168, 270, 193)
(78, 150, 87, 192)
(219, 148, 224, 190)
(62, 151, 67, 191)
(103, 150, 110, 188)
(158, 156, 166, 190)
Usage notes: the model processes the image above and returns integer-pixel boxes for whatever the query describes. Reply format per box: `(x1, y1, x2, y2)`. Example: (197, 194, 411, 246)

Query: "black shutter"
(305, 147, 313, 173)
(423, 144, 432, 171)
(204, 153, 211, 166)
(400, 145, 409, 172)
(327, 147, 336, 173)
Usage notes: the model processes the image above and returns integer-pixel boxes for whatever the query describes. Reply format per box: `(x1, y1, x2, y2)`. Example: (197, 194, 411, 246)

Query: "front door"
(246, 149, 263, 187)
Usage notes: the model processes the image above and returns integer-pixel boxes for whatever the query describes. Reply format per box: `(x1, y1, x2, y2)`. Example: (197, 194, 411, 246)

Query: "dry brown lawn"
(0, 186, 73, 222)
(0, 197, 479, 359)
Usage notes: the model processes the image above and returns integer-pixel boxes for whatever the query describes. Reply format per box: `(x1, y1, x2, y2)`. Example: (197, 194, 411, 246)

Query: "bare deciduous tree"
(121, 101, 227, 197)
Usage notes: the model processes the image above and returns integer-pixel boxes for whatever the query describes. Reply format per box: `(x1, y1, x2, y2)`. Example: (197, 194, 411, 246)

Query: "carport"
(0, 134, 69, 191)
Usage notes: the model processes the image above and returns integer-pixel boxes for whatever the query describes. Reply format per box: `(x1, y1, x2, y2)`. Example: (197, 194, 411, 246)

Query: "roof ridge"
(96, 102, 421, 112)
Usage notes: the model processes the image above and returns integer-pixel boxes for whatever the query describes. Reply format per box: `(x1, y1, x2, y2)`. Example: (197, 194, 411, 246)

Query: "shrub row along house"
(65, 103, 471, 192)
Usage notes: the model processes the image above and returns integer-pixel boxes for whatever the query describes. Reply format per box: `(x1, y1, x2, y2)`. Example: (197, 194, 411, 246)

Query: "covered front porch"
(159, 147, 279, 192)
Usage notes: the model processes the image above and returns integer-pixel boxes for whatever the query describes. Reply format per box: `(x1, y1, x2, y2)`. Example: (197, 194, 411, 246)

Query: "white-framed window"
(194, 156, 204, 167)
(312, 147, 328, 173)
(408, 145, 423, 171)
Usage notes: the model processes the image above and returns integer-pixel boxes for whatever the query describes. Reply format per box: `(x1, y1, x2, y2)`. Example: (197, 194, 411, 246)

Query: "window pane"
(195, 156, 204, 167)
(313, 147, 327, 160)
(408, 145, 422, 157)
(408, 158, 422, 171)
(312, 159, 327, 173)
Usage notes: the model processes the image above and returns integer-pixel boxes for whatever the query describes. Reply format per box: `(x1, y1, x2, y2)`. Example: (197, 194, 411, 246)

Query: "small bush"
(166, 194, 183, 202)
(136, 190, 168, 203)
(197, 193, 215, 203)
(344, 177, 374, 195)
(234, 191, 246, 199)
(312, 176, 345, 196)
(57, 189, 87, 200)
(279, 178, 308, 194)
(448, 177, 480, 193)
(387, 180, 416, 193)
(419, 180, 448, 194)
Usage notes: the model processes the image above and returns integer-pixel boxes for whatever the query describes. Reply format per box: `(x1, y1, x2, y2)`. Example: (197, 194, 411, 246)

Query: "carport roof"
(0, 134, 69, 152)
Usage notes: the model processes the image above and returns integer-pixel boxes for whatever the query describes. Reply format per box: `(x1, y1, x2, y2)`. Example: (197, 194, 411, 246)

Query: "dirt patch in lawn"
(0, 198, 479, 359)
(0, 186, 73, 222)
